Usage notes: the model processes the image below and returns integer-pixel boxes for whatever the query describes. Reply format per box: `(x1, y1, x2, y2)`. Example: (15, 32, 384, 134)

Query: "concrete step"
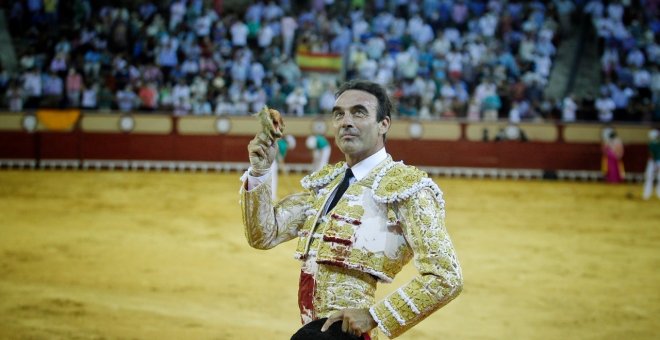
(571, 34, 601, 99)
(0, 9, 18, 71)
(544, 26, 581, 100)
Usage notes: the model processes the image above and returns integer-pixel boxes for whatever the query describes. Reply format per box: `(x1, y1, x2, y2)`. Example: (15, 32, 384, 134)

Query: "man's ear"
(379, 116, 391, 135)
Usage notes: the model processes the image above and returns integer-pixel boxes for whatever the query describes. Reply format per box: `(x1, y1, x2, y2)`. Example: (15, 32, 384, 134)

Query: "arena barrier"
(0, 111, 655, 182)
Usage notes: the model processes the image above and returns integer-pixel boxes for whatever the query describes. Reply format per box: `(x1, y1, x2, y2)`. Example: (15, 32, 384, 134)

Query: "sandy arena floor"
(0, 170, 658, 339)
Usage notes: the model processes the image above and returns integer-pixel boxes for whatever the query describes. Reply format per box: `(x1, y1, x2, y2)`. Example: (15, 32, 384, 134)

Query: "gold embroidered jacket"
(240, 156, 463, 338)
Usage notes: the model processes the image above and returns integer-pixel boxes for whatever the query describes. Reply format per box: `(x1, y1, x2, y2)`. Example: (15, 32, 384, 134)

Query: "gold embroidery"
(313, 264, 379, 339)
(301, 162, 346, 190)
(241, 158, 462, 339)
(373, 163, 427, 201)
(370, 187, 463, 338)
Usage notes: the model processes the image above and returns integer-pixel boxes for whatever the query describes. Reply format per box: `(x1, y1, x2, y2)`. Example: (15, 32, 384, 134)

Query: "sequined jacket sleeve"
(369, 184, 463, 338)
(240, 178, 312, 250)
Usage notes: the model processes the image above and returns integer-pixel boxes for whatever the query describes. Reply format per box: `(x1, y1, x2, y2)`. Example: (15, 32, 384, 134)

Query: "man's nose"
(338, 113, 354, 127)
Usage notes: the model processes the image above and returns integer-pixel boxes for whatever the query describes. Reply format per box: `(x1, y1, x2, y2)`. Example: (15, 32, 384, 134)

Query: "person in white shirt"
(650, 65, 660, 97)
(22, 69, 42, 98)
(633, 67, 652, 99)
(214, 94, 235, 115)
(281, 15, 297, 56)
(606, 2, 624, 22)
(230, 19, 249, 47)
(263, 2, 283, 21)
(446, 48, 464, 80)
(584, 0, 604, 23)
(258, 21, 275, 49)
(318, 84, 336, 114)
(116, 86, 138, 112)
(365, 35, 386, 60)
(194, 11, 216, 37)
(626, 48, 645, 68)
(172, 79, 191, 115)
(192, 97, 213, 115)
(169, 0, 185, 30)
(6, 82, 24, 112)
(431, 32, 451, 56)
(358, 59, 377, 80)
(250, 61, 266, 87)
(286, 87, 308, 116)
(81, 82, 98, 110)
(562, 94, 578, 122)
(595, 91, 616, 122)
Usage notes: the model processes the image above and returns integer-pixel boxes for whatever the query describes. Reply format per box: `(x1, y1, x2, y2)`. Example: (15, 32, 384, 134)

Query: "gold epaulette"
(372, 162, 443, 204)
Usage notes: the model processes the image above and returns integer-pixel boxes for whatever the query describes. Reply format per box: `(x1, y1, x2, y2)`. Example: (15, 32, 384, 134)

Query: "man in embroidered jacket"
(240, 80, 462, 339)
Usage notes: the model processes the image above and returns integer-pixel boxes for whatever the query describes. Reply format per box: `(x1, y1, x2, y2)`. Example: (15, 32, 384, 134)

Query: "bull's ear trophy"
(255, 105, 285, 141)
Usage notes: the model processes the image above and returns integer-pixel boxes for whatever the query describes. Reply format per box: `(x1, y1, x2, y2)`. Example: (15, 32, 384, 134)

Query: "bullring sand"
(0, 171, 658, 339)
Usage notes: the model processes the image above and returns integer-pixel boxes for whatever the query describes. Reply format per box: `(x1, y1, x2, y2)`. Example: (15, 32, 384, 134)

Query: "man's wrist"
(248, 166, 270, 178)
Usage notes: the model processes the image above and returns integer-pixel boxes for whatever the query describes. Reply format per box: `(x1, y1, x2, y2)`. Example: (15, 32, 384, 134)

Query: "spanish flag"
(296, 52, 343, 73)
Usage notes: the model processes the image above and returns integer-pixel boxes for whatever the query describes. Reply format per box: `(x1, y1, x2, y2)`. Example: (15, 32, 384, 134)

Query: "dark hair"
(290, 318, 363, 340)
(335, 80, 393, 123)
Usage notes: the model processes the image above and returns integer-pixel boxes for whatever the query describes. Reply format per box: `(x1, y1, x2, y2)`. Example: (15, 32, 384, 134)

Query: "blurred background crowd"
(0, 0, 658, 123)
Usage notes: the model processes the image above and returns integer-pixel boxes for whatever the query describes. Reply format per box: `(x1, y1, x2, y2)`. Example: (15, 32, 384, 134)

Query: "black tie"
(327, 168, 354, 213)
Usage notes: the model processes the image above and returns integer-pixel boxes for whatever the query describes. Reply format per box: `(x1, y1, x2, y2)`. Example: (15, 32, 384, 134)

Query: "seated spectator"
(6, 81, 24, 112)
(2, 0, 567, 120)
(42, 71, 64, 107)
(21, 68, 42, 109)
(49, 52, 68, 77)
(562, 94, 578, 123)
(172, 78, 191, 115)
(192, 96, 213, 115)
(83, 47, 102, 78)
(318, 83, 336, 114)
(138, 81, 158, 111)
(116, 85, 138, 112)
(215, 93, 235, 115)
(159, 82, 174, 111)
(66, 68, 83, 107)
(286, 87, 307, 116)
(98, 84, 114, 111)
(595, 89, 616, 123)
(81, 81, 99, 110)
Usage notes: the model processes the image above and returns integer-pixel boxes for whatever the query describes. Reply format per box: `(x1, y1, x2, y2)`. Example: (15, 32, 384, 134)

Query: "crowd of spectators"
(582, 0, 660, 122)
(4, 0, 654, 123)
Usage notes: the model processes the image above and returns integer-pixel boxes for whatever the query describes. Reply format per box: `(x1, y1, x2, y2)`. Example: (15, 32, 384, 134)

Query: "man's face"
(332, 90, 390, 165)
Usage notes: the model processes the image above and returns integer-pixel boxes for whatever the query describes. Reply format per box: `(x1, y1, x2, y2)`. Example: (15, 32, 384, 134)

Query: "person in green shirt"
(97, 84, 114, 112)
(270, 134, 296, 200)
(643, 129, 660, 200)
(306, 134, 331, 172)
(277, 134, 296, 174)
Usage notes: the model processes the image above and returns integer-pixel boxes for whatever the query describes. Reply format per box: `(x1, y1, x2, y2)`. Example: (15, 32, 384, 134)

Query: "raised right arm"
(241, 130, 312, 249)
(240, 180, 312, 249)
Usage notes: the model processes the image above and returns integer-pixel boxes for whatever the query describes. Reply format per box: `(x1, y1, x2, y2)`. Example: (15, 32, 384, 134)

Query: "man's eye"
(333, 112, 344, 119)
(354, 110, 367, 117)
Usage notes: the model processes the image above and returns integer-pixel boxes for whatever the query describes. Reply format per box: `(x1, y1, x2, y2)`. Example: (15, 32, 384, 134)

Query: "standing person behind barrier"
(306, 134, 331, 172)
(277, 134, 296, 175)
(601, 128, 625, 183)
(643, 129, 660, 200)
(240, 80, 463, 339)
